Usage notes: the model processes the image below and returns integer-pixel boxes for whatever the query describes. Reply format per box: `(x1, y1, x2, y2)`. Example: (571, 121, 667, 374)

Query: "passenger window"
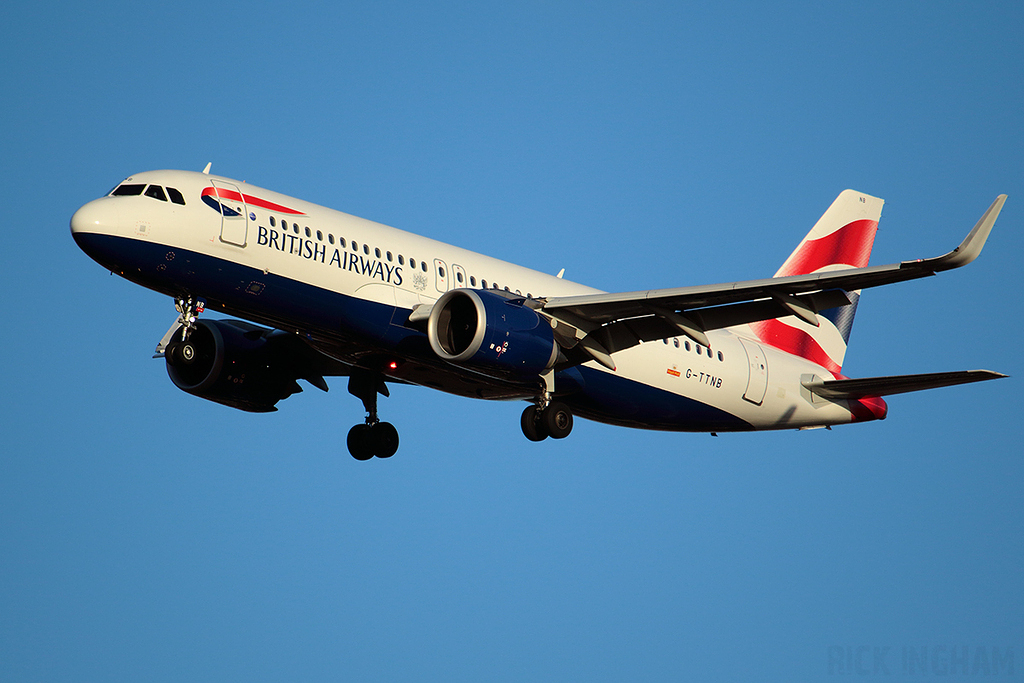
(352, 241, 359, 252)
(398, 255, 404, 265)
(167, 187, 186, 205)
(673, 338, 680, 348)
(470, 276, 476, 287)
(717, 351, 724, 361)
(340, 237, 346, 248)
(375, 248, 381, 258)
(685, 341, 691, 351)
(438, 266, 446, 278)
(421, 262, 427, 272)
(112, 184, 146, 196)
(270, 216, 276, 227)
(293, 224, 300, 235)
(328, 234, 334, 244)
(145, 185, 168, 201)
(363, 244, 369, 255)
(386, 251, 393, 262)
(316, 230, 323, 241)
(410, 259, 416, 269)
(481, 280, 487, 288)
(305, 227, 311, 237)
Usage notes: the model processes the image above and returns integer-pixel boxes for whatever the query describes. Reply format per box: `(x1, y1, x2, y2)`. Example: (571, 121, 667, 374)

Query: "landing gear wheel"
(347, 424, 375, 461)
(166, 340, 198, 366)
(372, 422, 399, 459)
(165, 341, 182, 366)
(543, 402, 573, 439)
(521, 405, 549, 442)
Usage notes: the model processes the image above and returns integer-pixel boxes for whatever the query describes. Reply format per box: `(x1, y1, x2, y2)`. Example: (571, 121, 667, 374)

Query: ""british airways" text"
(256, 226, 403, 285)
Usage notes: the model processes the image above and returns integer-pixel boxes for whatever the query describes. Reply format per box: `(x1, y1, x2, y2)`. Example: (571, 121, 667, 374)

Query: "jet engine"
(427, 289, 558, 379)
(164, 319, 309, 412)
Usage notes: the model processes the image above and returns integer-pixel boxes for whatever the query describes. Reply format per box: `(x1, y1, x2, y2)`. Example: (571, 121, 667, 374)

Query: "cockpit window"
(166, 187, 186, 205)
(145, 185, 168, 201)
(111, 183, 145, 196)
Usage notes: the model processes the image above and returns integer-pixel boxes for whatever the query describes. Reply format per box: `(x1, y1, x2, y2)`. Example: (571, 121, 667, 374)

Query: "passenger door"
(210, 179, 248, 247)
(739, 337, 769, 405)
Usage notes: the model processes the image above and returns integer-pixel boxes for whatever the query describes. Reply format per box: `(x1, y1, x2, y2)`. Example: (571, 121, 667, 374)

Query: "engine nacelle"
(427, 289, 558, 379)
(164, 319, 304, 412)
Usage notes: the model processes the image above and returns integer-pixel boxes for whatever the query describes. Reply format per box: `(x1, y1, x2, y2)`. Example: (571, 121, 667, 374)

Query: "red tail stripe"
(777, 219, 878, 277)
(201, 186, 306, 215)
(850, 395, 888, 422)
(829, 370, 889, 422)
(750, 319, 842, 374)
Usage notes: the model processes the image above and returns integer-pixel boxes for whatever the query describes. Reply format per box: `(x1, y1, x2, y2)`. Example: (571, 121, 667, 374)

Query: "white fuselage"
(71, 169, 875, 432)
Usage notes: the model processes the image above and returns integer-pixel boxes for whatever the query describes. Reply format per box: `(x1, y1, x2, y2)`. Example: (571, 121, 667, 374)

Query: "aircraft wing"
(540, 195, 1006, 369)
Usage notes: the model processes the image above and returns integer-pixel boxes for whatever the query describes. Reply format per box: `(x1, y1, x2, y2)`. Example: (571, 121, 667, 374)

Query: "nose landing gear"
(347, 369, 399, 460)
(174, 296, 205, 340)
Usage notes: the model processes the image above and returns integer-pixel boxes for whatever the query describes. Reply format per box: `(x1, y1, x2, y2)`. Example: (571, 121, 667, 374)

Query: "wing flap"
(580, 288, 851, 355)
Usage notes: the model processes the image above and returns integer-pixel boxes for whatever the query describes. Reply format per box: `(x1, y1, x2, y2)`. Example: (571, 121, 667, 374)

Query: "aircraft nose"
(71, 198, 117, 237)
(71, 198, 123, 267)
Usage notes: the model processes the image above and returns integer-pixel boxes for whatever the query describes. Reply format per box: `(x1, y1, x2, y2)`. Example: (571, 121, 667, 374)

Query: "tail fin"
(750, 190, 884, 373)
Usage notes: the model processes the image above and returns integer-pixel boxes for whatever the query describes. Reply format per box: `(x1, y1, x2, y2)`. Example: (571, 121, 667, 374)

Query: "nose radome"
(70, 198, 118, 236)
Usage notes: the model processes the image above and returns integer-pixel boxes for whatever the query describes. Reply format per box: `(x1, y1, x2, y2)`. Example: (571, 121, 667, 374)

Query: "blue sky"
(2, 2, 1021, 680)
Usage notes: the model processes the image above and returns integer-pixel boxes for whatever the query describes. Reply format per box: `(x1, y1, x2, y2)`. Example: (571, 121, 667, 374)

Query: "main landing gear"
(346, 369, 399, 461)
(521, 398, 574, 442)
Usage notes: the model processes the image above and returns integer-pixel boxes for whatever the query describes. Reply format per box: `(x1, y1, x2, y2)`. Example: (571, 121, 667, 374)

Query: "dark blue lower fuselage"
(74, 232, 751, 432)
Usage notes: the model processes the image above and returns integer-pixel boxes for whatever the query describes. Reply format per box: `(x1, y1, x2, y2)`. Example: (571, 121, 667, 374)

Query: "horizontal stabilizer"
(803, 370, 1006, 399)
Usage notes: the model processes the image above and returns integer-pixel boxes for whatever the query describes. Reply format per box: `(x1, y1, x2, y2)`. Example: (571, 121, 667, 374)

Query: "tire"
(372, 422, 400, 459)
(347, 424, 375, 461)
(521, 405, 548, 442)
(543, 402, 573, 439)
(164, 341, 182, 366)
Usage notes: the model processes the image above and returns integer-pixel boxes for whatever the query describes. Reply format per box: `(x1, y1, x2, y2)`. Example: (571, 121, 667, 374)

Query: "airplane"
(71, 167, 1007, 460)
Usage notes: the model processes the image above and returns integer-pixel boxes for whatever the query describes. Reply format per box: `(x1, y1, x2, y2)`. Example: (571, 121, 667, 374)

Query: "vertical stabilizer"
(749, 190, 884, 373)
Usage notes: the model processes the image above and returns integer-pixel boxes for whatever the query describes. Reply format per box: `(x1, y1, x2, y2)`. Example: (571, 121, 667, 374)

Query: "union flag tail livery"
(750, 190, 884, 374)
(70, 167, 1006, 460)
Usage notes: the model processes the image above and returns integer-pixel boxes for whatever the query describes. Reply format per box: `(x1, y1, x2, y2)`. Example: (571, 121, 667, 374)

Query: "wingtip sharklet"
(906, 194, 1007, 272)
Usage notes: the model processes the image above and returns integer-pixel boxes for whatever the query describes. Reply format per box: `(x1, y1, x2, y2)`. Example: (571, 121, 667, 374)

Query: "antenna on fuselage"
(556, 268, 565, 279)
(202, 162, 212, 174)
